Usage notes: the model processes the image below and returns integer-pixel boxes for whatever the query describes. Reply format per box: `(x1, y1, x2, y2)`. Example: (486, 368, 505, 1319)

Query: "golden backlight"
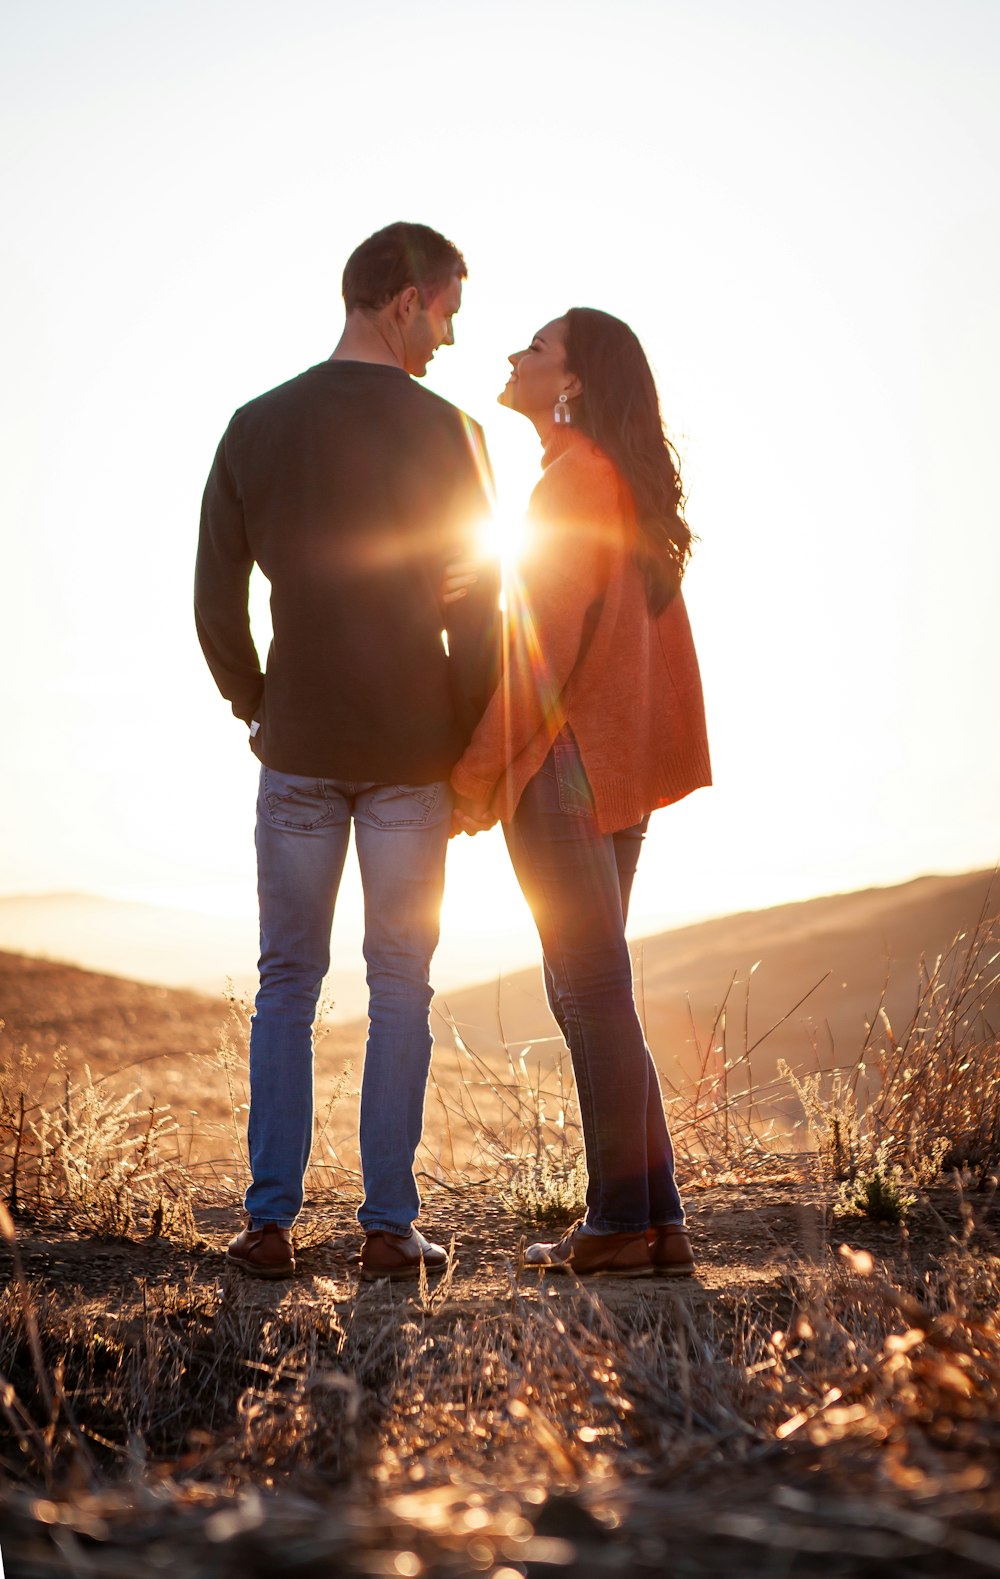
(476, 510, 530, 601)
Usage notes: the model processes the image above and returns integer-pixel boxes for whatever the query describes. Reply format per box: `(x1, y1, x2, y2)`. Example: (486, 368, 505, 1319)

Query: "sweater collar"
(540, 424, 588, 470)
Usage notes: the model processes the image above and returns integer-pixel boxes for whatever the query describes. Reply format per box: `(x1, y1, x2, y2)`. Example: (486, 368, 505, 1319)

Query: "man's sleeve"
(443, 417, 501, 736)
(194, 426, 264, 726)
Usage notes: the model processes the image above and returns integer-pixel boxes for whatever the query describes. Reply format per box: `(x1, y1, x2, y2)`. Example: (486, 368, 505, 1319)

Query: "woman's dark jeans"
(505, 731, 684, 1232)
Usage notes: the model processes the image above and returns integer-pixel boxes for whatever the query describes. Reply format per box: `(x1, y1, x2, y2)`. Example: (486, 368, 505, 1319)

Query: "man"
(195, 222, 498, 1281)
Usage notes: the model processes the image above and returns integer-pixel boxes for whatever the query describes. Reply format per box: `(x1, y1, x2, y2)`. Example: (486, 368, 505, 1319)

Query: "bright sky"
(2, 0, 998, 987)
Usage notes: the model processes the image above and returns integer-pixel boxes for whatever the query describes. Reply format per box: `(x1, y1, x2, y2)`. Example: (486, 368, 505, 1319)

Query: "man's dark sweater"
(195, 361, 499, 783)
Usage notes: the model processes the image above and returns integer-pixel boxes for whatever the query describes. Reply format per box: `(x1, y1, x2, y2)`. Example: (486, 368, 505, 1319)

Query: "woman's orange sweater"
(450, 427, 711, 833)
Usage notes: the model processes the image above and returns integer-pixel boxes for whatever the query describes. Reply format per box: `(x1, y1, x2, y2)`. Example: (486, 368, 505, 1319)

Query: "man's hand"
(450, 793, 495, 838)
(442, 558, 478, 606)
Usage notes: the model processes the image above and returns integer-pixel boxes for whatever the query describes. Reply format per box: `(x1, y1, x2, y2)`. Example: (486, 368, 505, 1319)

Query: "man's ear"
(395, 284, 422, 324)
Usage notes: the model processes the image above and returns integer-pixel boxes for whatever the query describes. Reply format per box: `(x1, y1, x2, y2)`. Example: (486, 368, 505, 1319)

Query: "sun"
(477, 510, 529, 581)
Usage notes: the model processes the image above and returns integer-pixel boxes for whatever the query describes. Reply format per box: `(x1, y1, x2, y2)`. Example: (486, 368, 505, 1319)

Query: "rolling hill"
(1, 869, 994, 1169)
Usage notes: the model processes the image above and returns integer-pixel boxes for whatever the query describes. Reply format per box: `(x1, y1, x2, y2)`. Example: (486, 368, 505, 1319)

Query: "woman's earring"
(554, 392, 571, 425)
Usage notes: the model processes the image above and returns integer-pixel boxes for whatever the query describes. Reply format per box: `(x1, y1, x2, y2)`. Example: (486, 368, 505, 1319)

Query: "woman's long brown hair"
(563, 307, 692, 614)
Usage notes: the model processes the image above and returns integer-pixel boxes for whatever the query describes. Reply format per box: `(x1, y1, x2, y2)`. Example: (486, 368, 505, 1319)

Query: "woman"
(450, 308, 711, 1277)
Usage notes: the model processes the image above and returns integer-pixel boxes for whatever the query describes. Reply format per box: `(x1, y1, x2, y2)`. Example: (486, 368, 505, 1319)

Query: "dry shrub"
(781, 910, 1000, 1212)
(426, 1008, 590, 1221)
(663, 959, 816, 1185)
(429, 965, 801, 1224)
(778, 1060, 863, 1184)
(1, 995, 354, 1248)
(833, 1142, 918, 1223)
(0, 1030, 196, 1241)
(865, 910, 1000, 1183)
(499, 1149, 589, 1223)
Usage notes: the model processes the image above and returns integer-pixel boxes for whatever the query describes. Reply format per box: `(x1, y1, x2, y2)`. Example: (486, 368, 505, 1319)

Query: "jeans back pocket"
(262, 769, 334, 830)
(366, 782, 446, 829)
(553, 733, 595, 818)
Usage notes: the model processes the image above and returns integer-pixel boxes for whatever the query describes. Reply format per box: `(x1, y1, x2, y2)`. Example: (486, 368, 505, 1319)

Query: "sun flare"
(477, 510, 529, 581)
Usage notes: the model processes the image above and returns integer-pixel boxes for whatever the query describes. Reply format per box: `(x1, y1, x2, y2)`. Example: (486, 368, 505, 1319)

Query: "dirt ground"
(3, 948, 1000, 1577)
(2, 944, 994, 1331)
(2, 1166, 988, 1316)
(3, 1170, 997, 1577)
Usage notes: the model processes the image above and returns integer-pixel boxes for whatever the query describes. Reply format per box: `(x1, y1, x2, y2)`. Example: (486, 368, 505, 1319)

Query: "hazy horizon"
(2, 864, 995, 1023)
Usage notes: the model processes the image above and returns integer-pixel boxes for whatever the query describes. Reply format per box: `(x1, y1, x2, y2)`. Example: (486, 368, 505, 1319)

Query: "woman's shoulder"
(522, 438, 631, 588)
(531, 434, 624, 523)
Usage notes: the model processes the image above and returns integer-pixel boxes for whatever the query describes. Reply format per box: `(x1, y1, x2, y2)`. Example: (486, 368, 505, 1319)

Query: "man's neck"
(330, 311, 406, 370)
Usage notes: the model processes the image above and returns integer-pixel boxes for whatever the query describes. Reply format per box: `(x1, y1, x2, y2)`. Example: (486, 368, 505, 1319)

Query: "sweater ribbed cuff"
(450, 763, 496, 803)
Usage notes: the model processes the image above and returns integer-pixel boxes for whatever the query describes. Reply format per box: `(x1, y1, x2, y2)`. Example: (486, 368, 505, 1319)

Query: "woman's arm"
(451, 455, 619, 808)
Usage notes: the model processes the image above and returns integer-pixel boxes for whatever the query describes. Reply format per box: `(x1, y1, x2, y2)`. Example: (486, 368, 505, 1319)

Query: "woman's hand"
(450, 793, 495, 838)
(442, 559, 478, 606)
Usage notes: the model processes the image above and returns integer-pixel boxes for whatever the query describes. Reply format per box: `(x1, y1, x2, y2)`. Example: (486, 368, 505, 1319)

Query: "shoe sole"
(654, 1265, 696, 1277)
(225, 1251, 296, 1279)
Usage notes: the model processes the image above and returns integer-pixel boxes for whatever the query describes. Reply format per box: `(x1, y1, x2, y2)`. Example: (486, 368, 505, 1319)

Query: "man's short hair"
(342, 222, 467, 312)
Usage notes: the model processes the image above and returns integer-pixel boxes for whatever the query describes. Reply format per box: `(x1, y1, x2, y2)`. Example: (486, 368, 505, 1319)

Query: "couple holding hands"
(195, 220, 710, 1284)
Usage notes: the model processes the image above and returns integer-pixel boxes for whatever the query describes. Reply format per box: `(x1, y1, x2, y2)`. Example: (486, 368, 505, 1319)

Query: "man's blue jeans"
(505, 731, 685, 1233)
(246, 766, 451, 1234)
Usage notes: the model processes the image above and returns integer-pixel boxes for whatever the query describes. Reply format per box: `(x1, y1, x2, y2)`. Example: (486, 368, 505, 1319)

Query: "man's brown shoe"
(524, 1221, 653, 1278)
(647, 1224, 695, 1277)
(226, 1222, 295, 1279)
(359, 1227, 449, 1282)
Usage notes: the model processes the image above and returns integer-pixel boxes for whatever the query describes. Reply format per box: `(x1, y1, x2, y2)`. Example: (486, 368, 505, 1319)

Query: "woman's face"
(500, 317, 579, 419)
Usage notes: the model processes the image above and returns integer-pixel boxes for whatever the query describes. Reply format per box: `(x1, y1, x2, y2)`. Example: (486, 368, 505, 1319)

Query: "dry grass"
(423, 962, 800, 1224)
(1, 911, 999, 1575)
(1, 1227, 998, 1576)
(0, 1036, 200, 1245)
(780, 908, 1000, 1216)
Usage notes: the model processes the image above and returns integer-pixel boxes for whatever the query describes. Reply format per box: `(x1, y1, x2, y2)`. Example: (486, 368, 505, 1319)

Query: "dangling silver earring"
(554, 392, 571, 425)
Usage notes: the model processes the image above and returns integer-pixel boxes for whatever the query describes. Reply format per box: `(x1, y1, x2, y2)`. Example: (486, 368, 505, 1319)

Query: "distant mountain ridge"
(0, 890, 369, 1020)
(1, 871, 995, 1077)
(436, 869, 999, 1095)
(2, 869, 995, 1162)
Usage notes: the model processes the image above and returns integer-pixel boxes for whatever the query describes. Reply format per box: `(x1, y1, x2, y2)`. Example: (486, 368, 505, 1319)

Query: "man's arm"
(442, 418, 501, 735)
(194, 426, 264, 726)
